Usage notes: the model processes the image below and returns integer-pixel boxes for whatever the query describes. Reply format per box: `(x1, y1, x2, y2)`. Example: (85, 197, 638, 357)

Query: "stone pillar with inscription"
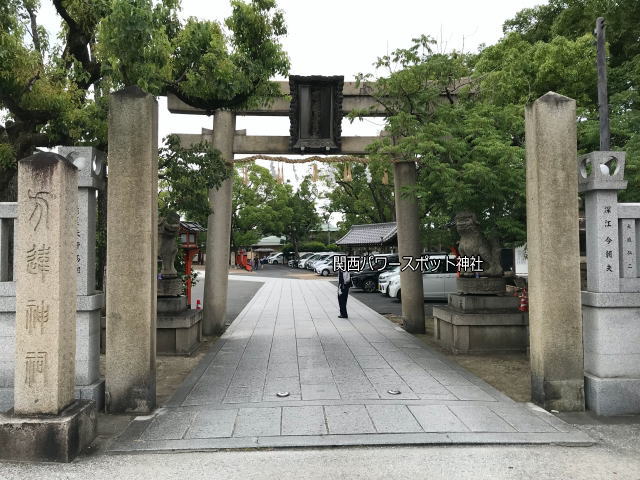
(580, 151, 640, 415)
(106, 86, 158, 414)
(525, 92, 585, 412)
(0, 152, 96, 463)
(58, 146, 106, 409)
(14, 153, 77, 413)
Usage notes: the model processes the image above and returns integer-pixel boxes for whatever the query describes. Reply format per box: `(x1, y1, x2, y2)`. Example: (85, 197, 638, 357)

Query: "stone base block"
(456, 277, 506, 295)
(157, 309, 202, 356)
(582, 303, 640, 378)
(3, 380, 105, 413)
(0, 400, 96, 462)
(585, 373, 640, 416)
(448, 293, 520, 312)
(158, 277, 183, 296)
(531, 377, 585, 412)
(76, 379, 105, 411)
(433, 305, 528, 354)
(158, 295, 188, 313)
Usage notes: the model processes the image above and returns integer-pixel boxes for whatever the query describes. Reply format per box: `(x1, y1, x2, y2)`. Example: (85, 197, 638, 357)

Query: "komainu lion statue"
(455, 211, 503, 278)
(158, 211, 181, 277)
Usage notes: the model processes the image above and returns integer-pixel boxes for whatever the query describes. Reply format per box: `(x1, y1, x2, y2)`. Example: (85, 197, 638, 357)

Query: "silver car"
(298, 252, 326, 269)
(306, 253, 332, 270)
(314, 253, 345, 276)
(388, 255, 458, 300)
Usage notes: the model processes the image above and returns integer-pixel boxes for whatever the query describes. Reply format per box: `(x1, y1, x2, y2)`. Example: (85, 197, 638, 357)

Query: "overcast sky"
(38, 0, 543, 220)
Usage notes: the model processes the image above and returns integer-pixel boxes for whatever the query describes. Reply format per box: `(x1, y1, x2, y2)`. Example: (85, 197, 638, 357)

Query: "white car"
(314, 253, 345, 276)
(267, 252, 284, 264)
(388, 256, 458, 300)
(288, 252, 311, 267)
(377, 266, 401, 295)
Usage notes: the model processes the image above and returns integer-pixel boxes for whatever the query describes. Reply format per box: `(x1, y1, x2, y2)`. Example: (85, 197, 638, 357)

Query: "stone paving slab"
(110, 278, 593, 452)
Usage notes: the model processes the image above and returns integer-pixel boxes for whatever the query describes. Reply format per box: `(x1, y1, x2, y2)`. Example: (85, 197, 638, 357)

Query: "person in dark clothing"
(337, 270, 352, 318)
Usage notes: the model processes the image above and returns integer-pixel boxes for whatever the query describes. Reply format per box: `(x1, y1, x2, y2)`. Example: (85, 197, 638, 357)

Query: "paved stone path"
(111, 278, 592, 452)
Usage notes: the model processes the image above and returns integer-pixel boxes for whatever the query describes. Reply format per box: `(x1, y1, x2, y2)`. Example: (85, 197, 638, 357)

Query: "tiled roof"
(336, 222, 397, 246)
(253, 235, 286, 247)
(180, 221, 206, 232)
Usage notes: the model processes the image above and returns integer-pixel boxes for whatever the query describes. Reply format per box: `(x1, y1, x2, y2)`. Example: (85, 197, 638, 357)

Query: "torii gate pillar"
(202, 110, 235, 335)
(394, 160, 425, 333)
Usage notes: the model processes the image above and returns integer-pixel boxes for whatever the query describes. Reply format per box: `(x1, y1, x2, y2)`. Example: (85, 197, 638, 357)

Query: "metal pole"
(595, 17, 610, 151)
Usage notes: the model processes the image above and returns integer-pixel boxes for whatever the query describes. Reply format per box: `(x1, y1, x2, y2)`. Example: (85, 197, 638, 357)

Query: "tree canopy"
(500, 0, 640, 202)
(0, 0, 289, 200)
(322, 161, 395, 230)
(351, 0, 639, 247)
(230, 164, 320, 253)
(353, 36, 528, 246)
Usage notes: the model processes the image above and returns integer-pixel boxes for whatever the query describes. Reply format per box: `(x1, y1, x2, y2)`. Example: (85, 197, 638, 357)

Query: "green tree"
(285, 177, 321, 255)
(231, 163, 292, 249)
(158, 134, 232, 224)
(500, 0, 640, 201)
(0, 0, 289, 201)
(322, 162, 395, 229)
(231, 164, 321, 254)
(354, 36, 527, 247)
(356, 12, 636, 248)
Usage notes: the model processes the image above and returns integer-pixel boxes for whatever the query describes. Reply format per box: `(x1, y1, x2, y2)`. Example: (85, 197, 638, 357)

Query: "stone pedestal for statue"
(157, 295, 202, 355)
(0, 152, 96, 462)
(433, 278, 528, 354)
(433, 212, 528, 354)
(156, 213, 202, 356)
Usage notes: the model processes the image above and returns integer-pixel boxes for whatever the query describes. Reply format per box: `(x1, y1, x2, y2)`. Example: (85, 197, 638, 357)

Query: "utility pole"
(595, 17, 610, 150)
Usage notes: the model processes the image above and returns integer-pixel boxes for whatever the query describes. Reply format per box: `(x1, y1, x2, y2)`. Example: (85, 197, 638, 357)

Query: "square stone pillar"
(525, 92, 585, 411)
(14, 152, 78, 414)
(106, 86, 158, 413)
(58, 146, 107, 409)
(0, 151, 96, 463)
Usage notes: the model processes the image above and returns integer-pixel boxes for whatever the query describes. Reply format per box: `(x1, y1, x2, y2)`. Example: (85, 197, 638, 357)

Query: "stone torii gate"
(168, 77, 427, 337)
(104, 77, 457, 414)
(100, 75, 591, 416)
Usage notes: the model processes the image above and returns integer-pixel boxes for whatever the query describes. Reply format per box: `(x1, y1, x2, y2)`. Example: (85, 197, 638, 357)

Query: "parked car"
(377, 266, 401, 296)
(288, 252, 312, 268)
(388, 254, 457, 300)
(298, 252, 327, 269)
(268, 252, 284, 264)
(306, 252, 333, 270)
(314, 253, 346, 276)
(351, 254, 399, 292)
